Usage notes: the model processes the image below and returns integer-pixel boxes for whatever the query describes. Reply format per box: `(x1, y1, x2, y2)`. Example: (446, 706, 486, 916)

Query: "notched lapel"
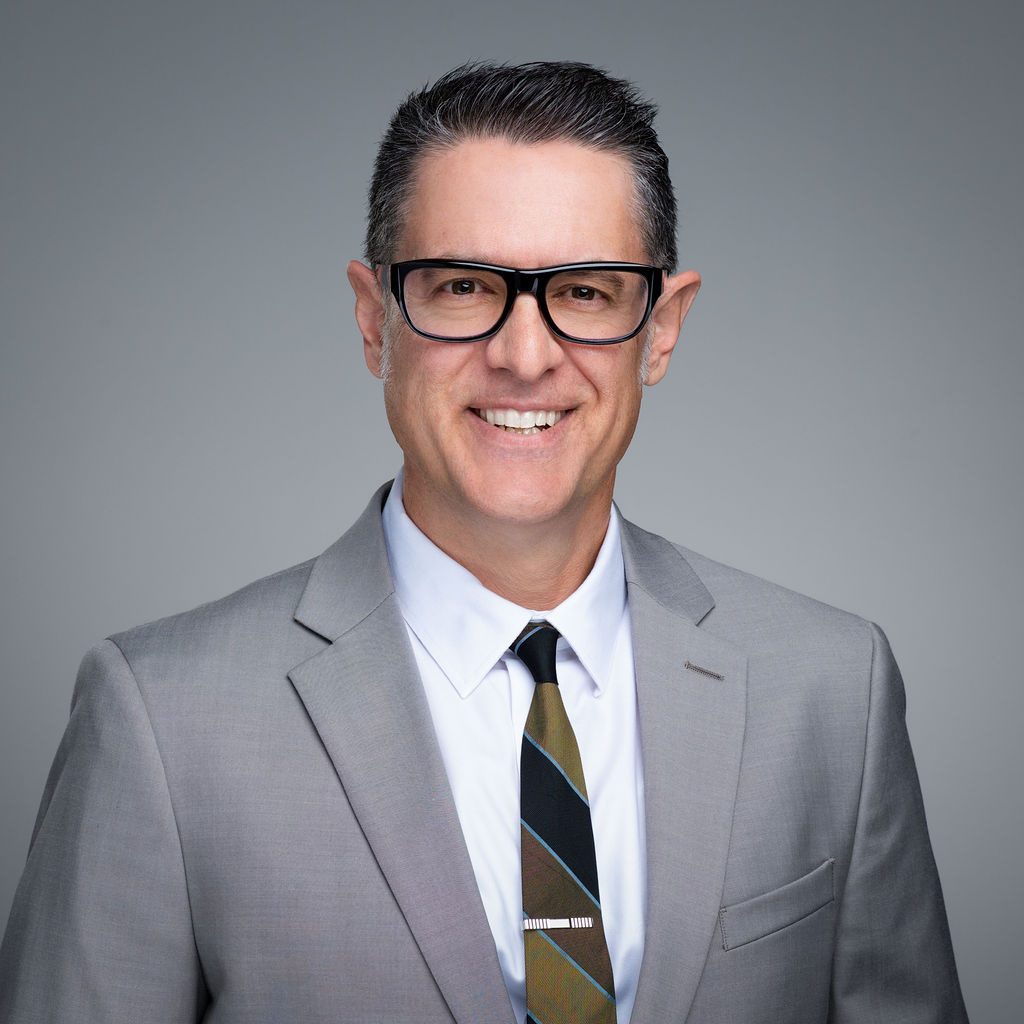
(621, 518, 747, 1023)
(288, 486, 514, 1024)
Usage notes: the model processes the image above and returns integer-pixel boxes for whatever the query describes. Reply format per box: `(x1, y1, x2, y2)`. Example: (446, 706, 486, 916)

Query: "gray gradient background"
(1, 1, 1020, 1018)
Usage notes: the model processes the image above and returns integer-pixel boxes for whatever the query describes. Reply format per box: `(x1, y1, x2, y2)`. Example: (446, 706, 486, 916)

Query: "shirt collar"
(381, 469, 626, 698)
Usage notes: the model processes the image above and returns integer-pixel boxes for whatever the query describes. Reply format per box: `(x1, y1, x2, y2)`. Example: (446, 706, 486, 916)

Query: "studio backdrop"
(1, 3, 1021, 1021)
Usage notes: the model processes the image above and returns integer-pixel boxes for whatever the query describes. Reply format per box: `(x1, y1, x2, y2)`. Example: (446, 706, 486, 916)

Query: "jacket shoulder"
(107, 556, 319, 675)
(669, 537, 877, 659)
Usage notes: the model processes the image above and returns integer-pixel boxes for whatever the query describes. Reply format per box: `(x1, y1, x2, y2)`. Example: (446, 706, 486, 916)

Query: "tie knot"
(510, 620, 560, 685)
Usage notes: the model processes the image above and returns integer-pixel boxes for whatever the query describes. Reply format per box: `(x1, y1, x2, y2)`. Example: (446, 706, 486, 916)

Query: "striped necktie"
(511, 621, 617, 1024)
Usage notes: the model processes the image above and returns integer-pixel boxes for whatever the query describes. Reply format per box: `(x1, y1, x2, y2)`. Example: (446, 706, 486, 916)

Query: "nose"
(483, 292, 565, 381)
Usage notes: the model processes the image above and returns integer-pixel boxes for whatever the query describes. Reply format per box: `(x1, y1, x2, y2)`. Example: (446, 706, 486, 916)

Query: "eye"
(447, 278, 477, 295)
(554, 281, 612, 305)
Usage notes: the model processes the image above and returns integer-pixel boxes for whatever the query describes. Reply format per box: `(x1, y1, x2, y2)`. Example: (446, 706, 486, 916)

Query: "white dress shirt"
(381, 470, 647, 1024)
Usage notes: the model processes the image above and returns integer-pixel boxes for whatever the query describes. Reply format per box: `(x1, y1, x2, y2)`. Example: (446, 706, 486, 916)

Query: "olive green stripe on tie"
(524, 686, 588, 798)
(525, 929, 616, 1024)
(521, 825, 597, 916)
(521, 827, 616, 997)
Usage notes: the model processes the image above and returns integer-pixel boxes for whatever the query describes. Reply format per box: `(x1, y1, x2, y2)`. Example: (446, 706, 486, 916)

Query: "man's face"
(349, 137, 698, 539)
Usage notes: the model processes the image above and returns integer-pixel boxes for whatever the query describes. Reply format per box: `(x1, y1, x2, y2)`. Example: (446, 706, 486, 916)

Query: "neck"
(399, 477, 612, 611)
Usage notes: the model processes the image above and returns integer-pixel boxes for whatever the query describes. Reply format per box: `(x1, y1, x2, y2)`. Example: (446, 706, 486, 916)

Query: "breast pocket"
(718, 858, 835, 951)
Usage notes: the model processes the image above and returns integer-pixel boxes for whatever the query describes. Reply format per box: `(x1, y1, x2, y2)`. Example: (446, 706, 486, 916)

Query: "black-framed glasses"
(386, 259, 664, 345)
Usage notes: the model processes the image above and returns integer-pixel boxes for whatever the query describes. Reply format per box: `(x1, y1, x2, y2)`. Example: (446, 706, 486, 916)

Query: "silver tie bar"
(523, 916, 593, 931)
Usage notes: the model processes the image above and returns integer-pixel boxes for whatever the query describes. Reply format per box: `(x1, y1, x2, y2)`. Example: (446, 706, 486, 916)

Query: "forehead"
(397, 138, 646, 267)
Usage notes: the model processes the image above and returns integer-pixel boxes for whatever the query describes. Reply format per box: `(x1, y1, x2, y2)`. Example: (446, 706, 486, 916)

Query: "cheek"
(382, 349, 426, 445)
(580, 351, 643, 418)
(383, 338, 471, 440)
(587, 369, 644, 464)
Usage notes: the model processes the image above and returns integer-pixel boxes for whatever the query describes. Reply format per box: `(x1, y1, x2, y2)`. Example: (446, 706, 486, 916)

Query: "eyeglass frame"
(383, 259, 665, 345)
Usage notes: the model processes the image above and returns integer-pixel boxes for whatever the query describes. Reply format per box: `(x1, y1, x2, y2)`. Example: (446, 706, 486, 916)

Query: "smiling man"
(347, 134, 698, 611)
(0, 62, 968, 1023)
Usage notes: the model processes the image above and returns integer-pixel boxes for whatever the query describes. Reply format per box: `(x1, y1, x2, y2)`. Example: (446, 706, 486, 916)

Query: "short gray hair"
(364, 61, 677, 272)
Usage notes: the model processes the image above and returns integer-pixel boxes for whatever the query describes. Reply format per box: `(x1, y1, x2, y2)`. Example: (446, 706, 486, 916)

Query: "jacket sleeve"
(0, 639, 209, 1022)
(828, 621, 969, 1022)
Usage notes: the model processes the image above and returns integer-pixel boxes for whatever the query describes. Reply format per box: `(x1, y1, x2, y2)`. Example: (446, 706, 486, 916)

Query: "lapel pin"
(684, 659, 724, 681)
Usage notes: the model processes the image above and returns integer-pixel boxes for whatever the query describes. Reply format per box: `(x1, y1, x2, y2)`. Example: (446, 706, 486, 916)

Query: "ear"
(346, 259, 387, 378)
(643, 269, 701, 386)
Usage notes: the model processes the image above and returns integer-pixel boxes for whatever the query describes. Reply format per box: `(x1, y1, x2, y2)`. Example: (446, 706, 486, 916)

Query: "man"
(0, 61, 968, 1023)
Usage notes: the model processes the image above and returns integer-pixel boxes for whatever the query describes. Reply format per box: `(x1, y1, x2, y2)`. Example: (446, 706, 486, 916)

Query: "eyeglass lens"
(402, 267, 650, 341)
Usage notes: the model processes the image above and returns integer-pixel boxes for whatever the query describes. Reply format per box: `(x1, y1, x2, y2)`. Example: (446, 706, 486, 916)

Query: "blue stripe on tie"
(523, 731, 589, 806)
(526, 1013, 546, 1024)
(514, 623, 548, 655)
(520, 819, 600, 909)
(536, 928, 616, 1003)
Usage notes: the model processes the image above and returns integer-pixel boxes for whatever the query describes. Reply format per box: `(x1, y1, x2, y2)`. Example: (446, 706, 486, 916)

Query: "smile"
(470, 408, 568, 435)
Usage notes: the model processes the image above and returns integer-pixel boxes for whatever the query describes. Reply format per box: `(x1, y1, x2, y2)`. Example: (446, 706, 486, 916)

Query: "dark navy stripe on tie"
(520, 734, 600, 901)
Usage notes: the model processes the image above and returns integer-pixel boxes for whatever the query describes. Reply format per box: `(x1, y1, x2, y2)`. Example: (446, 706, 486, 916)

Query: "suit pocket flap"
(719, 858, 835, 950)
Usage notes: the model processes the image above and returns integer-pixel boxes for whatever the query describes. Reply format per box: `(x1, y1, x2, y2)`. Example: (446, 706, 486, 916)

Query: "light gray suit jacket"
(1, 482, 968, 1022)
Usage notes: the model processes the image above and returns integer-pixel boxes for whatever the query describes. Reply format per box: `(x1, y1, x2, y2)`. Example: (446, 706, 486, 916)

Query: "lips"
(470, 407, 567, 435)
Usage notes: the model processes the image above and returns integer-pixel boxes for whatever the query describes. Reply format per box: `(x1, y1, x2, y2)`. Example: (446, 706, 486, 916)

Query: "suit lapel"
(289, 483, 514, 1024)
(620, 517, 747, 1023)
(288, 486, 744, 1023)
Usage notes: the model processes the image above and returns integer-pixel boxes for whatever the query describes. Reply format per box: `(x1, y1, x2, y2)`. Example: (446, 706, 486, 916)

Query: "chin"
(462, 477, 577, 527)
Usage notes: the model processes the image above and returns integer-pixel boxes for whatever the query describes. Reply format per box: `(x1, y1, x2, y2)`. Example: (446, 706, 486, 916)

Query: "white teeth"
(473, 408, 566, 432)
